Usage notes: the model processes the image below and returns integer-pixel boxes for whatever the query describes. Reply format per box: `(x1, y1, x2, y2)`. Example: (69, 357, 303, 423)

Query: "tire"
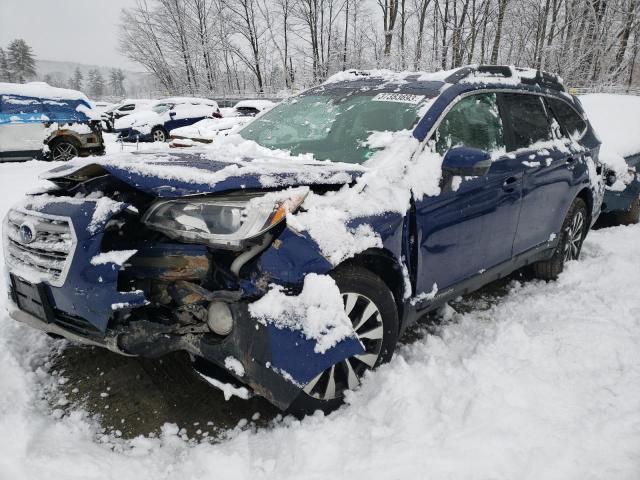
(532, 197, 588, 280)
(288, 265, 399, 415)
(615, 196, 640, 225)
(151, 127, 168, 143)
(49, 138, 79, 161)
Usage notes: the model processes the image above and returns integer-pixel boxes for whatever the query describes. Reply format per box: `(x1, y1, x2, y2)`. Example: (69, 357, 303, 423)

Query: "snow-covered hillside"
(0, 159, 639, 479)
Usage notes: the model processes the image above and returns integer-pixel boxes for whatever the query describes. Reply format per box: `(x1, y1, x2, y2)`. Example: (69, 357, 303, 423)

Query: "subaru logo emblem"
(19, 223, 36, 244)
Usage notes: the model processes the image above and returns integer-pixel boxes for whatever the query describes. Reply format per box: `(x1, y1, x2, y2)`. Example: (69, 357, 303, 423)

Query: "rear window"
(501, 93, 553, 150)
(546, 97, 587, 140)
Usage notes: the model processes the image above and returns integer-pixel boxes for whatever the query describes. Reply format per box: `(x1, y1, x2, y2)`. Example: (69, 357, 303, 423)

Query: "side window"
(546, 97, 587, 140)
(119, 104, 134, 112)
(500, 93, 552, 150)
(434, 93, 504, 155)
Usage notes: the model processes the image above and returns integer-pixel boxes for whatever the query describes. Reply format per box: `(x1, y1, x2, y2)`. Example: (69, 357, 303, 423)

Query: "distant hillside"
(35, 59, 156, 100)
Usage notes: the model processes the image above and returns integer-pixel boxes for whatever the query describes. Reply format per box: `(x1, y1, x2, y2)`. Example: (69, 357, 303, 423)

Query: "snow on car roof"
(234, 99, 275, 110)
(0, 81, 90, 102)
(160, 96, 218, 107)
(579, 93, 640, 158)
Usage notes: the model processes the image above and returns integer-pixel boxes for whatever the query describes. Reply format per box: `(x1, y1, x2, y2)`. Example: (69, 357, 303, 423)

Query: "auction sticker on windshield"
(372, 93, 425, 104)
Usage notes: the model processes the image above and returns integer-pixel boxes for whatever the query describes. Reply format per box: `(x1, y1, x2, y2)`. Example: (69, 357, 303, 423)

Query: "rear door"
(413, 92, 524, 296)
(500, 92, 577, 255)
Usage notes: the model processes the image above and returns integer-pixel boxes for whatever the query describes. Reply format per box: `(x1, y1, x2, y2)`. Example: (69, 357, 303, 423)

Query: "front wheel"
(49, 139, 79, 161)
(151, 127, 167, 143)
(532, 197, 587, 280)
(288, 266, 399, 415)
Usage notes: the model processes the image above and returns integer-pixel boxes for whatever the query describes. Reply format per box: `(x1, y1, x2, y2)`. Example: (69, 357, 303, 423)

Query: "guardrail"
(569, 85, 640, 95)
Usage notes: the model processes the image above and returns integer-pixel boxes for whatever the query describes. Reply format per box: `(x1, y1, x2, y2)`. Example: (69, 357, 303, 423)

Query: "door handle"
(502, 176, 518, 191)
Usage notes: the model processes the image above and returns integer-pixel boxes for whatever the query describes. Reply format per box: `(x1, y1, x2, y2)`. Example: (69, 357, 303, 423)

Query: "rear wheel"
(532, 197, 587, 280)
(49, 139, 79, 161)
(288, 266, 399, 415)
(616, 196, 640, 225)
(151, 127, 167, 143)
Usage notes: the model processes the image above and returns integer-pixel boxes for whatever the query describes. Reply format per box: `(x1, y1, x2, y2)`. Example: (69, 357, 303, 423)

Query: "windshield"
(239, 92, 428, 163)
(152, 103, 171, 114)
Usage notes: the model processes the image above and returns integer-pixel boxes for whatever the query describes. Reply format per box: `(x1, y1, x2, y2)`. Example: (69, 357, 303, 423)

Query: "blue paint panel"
(267, 324, 364, 385)
(32, 199, 146, 332)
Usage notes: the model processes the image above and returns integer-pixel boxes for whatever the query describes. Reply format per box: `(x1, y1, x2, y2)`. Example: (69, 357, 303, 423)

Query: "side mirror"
(605, 170, 617, 187)
(169, 110, 176, 117)
(442, 147, 492, 176)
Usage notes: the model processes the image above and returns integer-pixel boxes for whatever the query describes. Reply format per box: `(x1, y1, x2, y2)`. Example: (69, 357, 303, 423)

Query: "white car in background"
(114, 97, 221, 143)
(169, 99, 275, 146)
(101, 98, 155, 131)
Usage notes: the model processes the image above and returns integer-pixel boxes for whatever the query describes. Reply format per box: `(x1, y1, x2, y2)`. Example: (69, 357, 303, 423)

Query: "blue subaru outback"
(4, 66, 605, 413)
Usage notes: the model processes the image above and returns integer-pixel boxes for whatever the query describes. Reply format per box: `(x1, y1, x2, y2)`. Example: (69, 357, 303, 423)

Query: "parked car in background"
(114, 97, 220, 143)
(580, 93, 640, 224)
(4, 66, 605, 414)
(169, 99, 275, 146)
(101, 99, 154, 132)
(0, 82, 104, 162)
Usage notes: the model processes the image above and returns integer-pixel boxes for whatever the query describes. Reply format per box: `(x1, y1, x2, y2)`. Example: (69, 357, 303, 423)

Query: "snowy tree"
(7, 39, 36, 83)
(0, 47, 10, 82)
(69, 67, 83, 91)
(87, 69, 105, 98)
(109, 68, 126, 97)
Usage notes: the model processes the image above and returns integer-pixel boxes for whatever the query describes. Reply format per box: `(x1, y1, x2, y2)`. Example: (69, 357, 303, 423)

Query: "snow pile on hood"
(579, 93, 640, 188)
(248, 273, 356, 354)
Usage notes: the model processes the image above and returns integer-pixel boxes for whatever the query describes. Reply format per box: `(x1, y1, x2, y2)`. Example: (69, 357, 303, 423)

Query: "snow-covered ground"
(1, 155, 640, 479)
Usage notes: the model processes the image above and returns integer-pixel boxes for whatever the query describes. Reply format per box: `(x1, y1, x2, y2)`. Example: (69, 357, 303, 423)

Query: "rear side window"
(546, 97, 587, 140)
(119, 104, 134, 112)
(500, 93, 552, 150)
(434, 93, 505, 155)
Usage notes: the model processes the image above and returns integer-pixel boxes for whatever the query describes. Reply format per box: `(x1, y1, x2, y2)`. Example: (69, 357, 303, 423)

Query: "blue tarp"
(0, 94, 91, 125)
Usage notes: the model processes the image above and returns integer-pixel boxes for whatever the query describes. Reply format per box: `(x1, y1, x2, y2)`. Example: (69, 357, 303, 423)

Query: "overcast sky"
(0, 0, 139, 70)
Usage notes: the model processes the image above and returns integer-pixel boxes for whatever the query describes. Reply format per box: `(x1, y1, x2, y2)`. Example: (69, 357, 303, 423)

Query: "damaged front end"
(4, 160, 363, 410)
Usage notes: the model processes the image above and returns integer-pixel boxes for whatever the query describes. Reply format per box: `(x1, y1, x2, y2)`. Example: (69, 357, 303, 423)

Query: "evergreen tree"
(87, 69, 105, 98)
(0, 47, 10, 82)
(7, 39, 36, 82)
(69, 67, 83, 91)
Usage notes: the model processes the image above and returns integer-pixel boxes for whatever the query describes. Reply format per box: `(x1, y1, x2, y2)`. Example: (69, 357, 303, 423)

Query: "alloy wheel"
(563, 210, 585, 261)
(302, 292, 385, 401)
(52, 142, 78, 161)
(153, 129, 166, 142)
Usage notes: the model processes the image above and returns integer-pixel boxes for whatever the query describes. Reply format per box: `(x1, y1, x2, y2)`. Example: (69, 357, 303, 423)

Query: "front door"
(413, 92, 524, 298)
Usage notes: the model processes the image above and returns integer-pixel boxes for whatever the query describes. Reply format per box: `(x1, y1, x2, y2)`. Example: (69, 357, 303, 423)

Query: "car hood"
(41, 151, 366, 197)
(114, 110, 160, 130)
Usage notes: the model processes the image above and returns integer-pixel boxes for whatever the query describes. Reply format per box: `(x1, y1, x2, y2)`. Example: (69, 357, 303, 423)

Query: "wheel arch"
(575, 186, 594, 230)
(338, 248, 408, 326)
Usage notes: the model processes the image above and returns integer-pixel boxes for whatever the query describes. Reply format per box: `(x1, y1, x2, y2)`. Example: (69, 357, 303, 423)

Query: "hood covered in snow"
(41, 151, 365, 197)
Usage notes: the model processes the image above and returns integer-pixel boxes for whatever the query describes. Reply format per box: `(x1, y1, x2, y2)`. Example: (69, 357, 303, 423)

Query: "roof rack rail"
(445, 65, 565, 92)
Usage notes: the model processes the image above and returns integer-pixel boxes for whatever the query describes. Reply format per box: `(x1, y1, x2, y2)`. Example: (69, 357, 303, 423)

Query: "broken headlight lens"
(142, 189, 307, 249)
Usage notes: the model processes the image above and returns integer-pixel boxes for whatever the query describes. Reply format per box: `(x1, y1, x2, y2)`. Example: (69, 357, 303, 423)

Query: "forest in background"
(119, 0, 640, 95)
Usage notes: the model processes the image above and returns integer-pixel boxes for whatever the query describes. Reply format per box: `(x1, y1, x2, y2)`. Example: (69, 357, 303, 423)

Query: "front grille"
(4, 208, 76, 287)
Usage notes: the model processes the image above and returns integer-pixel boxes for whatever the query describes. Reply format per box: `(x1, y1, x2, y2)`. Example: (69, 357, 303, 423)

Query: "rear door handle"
(502, 176, 518, 191)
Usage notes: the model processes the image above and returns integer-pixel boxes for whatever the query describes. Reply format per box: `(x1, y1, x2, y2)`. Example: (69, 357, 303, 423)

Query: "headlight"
(142, 189, 307, 249)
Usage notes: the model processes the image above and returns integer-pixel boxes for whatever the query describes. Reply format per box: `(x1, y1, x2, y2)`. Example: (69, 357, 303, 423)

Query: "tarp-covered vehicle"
(0, 82, 104, 161)
(4, 66, 605, 413)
